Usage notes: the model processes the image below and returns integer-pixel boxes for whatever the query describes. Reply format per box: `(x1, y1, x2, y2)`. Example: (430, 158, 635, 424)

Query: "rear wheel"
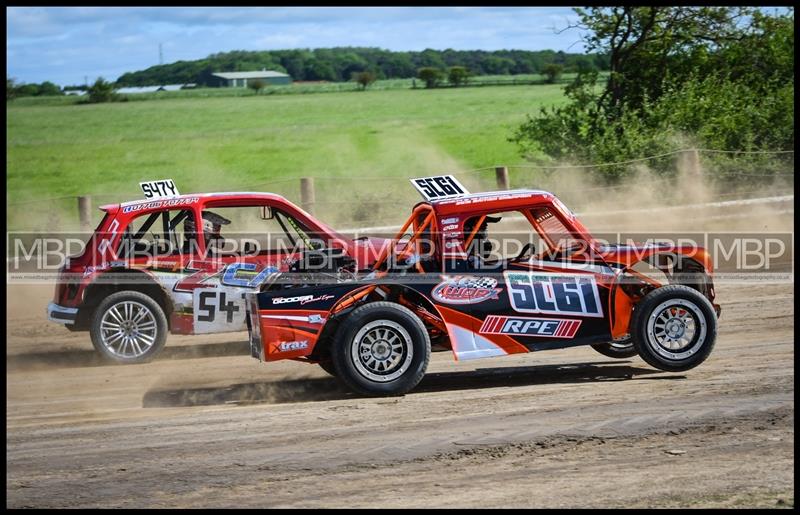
(318, 359, 338, 377)
(90, 291, 168, 364)
(332, 302, 430, 396)
(631, 285, 717, 372)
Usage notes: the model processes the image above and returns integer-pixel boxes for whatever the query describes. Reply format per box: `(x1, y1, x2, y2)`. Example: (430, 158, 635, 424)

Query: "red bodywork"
(49, 192, 385, 335)
(250, 189, 720, 364)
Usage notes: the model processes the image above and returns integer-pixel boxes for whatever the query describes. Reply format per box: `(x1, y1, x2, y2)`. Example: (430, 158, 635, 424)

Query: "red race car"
(47, 179, 384, 363)
(247, 175, 722, 396)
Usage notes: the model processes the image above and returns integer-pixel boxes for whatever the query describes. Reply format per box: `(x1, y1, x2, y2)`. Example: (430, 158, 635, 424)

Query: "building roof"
(115, 84, 193, 94)
(117, 86, 162, 94)
(211, 70, 289, 80)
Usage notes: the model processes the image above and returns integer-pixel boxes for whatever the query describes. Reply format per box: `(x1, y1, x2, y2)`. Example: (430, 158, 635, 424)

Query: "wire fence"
(6, 147, 794, 231)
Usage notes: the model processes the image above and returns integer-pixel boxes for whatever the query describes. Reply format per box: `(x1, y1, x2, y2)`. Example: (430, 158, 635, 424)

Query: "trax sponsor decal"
(441, 217, 459, 225)
(271, 340, 309, 353)
(221, 262, 278, 288)
(443, 231, 460, 238)
(272, 293, 335, 305)
(480, 315, 581, 339)
(193, 288, 248, 333)
(140, 179, 180, 199)
(410, 175, 469, 201)
(504, 271, 604, 317)
(442, 224, 459, 231)
(432, 275, 502, 305)
(122, 197, 200, 214)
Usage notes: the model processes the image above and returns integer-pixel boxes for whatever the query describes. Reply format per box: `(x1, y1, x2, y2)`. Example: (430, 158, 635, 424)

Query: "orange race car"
(247, 175, 722, 396)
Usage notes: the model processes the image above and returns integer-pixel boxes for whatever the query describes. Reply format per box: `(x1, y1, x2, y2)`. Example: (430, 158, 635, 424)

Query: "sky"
(6, 7, 589, 86)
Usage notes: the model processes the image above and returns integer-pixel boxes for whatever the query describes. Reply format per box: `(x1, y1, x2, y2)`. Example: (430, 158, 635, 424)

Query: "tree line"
(511, 7, 794, 179)
(115, 47, 608, 87)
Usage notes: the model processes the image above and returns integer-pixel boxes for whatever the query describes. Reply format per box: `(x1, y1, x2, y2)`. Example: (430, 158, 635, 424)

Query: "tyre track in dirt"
(6, 282, 794, 508)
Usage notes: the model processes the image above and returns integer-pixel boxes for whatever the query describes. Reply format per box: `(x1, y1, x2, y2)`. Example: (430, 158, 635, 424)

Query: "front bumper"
(47, 302, 78, 324)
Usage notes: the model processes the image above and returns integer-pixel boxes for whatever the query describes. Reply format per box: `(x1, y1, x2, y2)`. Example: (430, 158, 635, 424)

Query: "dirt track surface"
(6, 281, 794, 508)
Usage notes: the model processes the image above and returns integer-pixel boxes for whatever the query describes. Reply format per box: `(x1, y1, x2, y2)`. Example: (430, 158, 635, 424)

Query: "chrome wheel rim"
(646, 299, 707, 360)
(351, 320, 413, 383)
(100, 301, 157, 359)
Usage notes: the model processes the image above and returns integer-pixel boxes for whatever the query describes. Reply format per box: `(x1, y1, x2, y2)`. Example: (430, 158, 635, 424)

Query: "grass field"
(7, 83, 568, 229)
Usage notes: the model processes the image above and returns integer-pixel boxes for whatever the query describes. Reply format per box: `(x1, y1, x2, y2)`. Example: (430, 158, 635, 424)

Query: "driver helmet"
(200, 211, 231, 242)
(465, 215, 501, 260)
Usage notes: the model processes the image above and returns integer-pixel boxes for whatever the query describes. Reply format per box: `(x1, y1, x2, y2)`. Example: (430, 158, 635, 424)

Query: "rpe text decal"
(431, 275, 501, 305)
(504, 271, 603, 317)
(480, 315, 581, 338)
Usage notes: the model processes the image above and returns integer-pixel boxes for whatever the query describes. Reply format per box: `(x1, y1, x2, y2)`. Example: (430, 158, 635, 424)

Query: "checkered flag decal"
(458, 276, 498, 289)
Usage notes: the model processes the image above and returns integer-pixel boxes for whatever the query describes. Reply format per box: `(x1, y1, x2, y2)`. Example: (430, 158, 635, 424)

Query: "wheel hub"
(371, 340, 392, 360)
(646, 299, 707, 360)
(665, 319, 685, 338)
(99, 300, 157, 358)
(351, 319, 414, 383)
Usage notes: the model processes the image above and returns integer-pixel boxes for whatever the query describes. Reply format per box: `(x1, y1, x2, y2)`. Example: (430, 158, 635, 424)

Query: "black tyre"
(631, 285, 717, 372)
(331, 302, 430, 396)
(591, 336, 638, 359)
(318, 359, 338, 377)
(90, 290, 168, 364)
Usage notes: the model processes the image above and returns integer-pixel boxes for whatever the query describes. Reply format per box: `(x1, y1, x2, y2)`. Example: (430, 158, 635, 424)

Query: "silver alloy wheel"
(646, 299, 707, 360)
(351, 320, 414, 383)
(100, 300, 157, 359)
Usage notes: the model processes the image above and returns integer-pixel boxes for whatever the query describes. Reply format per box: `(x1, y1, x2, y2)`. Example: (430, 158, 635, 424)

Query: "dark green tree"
(86, 77, 117, 103)
(248, 78, 266, 94)
(354, 71, 377, 90)
(37, 81, 63, 96)
(512, 7, 794, 176)
(7, 77, 17, 101)
(542, 63, 563, 83)
(447, 66, 470, 87)
(417, 67, 443, 88)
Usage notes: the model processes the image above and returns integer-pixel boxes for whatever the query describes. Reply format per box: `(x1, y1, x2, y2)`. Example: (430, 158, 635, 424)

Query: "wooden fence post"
(687, 148, 703, 179)
(78, 195, 92, 232)
(300, 178, 316, 215)
(495, 166, 510, 190)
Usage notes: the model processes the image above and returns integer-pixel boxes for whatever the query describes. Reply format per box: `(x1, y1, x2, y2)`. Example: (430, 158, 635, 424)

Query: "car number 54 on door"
(193, 288, 248, 333)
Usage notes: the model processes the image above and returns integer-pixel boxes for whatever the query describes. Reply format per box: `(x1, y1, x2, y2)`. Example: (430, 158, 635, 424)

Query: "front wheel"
(90, 291, 168, 364)
(331, 302, 430, 396)
(631, 285, 717, 372)
(591, 336, 638, 359)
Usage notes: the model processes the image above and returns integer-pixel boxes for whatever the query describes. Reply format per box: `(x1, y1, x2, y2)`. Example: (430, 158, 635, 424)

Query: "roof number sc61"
(410, 175, 469, 201)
